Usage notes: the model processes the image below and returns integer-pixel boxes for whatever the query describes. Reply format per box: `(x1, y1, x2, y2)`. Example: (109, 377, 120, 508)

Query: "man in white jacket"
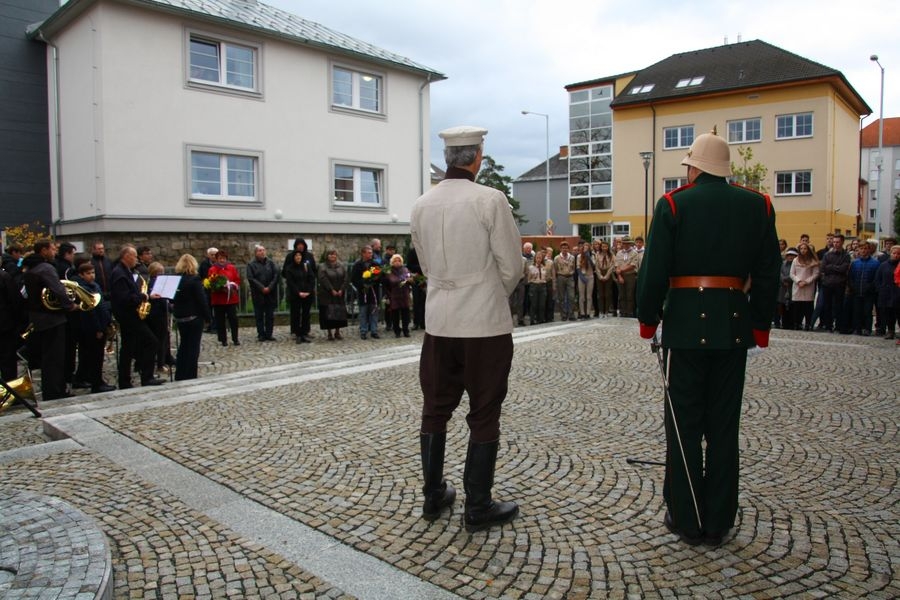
(410, 125, 523, 532)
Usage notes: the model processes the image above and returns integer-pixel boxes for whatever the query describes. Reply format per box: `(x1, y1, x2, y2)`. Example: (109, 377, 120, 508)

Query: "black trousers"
(27, 322, 67, 400)
(662, 347, 747, 535)
(289, 296, 312, 336)
(117, 313, 157, 386)
(419, 333, 513, 443)
(78, 330, 107, 387)
(175, 317, 204, 381)
(214, 304, 239, 343)
(411, 284, 426, 328)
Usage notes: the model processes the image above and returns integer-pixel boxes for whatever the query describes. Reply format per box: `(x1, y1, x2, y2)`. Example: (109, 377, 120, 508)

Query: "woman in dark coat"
(317, 248, 348, 340)
(384, 253, 412, 337)
(284, 250, 317, 343)
(173, 254, 210, 381)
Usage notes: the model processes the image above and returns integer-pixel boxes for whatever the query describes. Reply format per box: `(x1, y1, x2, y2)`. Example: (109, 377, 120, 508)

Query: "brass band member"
(111, 245, 164, 388)
(23, 239, 76, 399)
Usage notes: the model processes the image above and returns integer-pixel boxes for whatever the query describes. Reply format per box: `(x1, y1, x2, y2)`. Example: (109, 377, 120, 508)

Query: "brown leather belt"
(669, 276, 745, 289)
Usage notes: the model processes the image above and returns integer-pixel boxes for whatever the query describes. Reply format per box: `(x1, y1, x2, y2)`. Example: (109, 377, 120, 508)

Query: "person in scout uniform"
(636, 129, 781, 547)
(410, 125, 522, 532)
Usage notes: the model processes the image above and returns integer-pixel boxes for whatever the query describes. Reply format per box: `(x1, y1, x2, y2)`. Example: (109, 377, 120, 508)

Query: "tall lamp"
(639, 151, 654, 238)
(870, 54, 884, 239)
(522, 110, 550, 235)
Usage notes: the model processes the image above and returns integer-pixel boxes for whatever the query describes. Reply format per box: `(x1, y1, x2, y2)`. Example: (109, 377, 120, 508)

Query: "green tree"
(578, 224, 591, 241)
(730, 146, 768, 193)
(477, 155, 528, 226)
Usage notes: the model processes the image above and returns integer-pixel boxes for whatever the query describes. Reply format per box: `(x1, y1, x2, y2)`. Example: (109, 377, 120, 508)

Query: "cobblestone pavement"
(1, 319, 897, 598)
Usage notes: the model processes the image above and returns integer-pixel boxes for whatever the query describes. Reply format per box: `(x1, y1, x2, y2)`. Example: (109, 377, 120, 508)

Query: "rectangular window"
(189, 147, 261, 204)
(664, 178, 688, 193)
(775, 170, 812, 195)
(333, 163, 385, 207)
(332, 66, 383, 114)
(663, 126, 694, 149)
(776, 113, 813, 139)
(727, 118, 761, 143)
(188, 34, 258, 93)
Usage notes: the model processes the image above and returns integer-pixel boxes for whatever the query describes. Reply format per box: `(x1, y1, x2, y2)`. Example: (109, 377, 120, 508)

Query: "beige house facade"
(565, 40, 871, 246)
(28, 0, 444, 262)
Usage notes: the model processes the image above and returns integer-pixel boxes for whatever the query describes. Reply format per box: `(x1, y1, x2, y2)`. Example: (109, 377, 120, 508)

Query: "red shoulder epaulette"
(729, 183, 772, 217)
(662, 183, 694, 216)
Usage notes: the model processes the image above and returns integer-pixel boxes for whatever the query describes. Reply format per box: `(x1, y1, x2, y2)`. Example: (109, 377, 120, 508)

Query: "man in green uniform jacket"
(636, 131, 781, 546)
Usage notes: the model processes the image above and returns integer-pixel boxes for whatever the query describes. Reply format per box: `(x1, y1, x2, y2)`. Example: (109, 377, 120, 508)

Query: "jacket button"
(700, 338, 707, 345)
(698, 286, 704, 293)
(700, 313, 707, 319)
(735, 338, 742, 344)
(733, 312, 739, 318)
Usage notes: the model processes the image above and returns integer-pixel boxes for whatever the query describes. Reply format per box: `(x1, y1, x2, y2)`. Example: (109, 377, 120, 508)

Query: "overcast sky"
(268, 0, 899, 179)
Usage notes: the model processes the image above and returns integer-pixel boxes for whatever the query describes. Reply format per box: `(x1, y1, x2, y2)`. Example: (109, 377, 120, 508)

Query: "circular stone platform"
(0, 490, 112, 599)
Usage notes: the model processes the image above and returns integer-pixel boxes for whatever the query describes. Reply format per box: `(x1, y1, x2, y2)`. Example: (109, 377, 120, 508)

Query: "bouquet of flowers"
(411, 273, 427, 289)
(203, 274, 228, 291)
(361, 265, 382, 288)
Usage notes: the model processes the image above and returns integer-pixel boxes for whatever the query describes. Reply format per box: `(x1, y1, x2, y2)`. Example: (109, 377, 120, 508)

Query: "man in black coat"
(110, 245, 163, 388)
(246, 245, 279, 341)
(24, 239, 77, 400)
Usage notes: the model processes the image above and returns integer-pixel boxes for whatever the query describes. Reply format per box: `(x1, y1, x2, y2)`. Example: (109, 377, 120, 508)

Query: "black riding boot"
(420, 432, 456, 521)
(463, 439, 518, 532)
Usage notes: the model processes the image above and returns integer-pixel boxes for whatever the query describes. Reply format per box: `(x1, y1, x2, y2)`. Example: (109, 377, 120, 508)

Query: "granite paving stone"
(0, 320, 897, 598)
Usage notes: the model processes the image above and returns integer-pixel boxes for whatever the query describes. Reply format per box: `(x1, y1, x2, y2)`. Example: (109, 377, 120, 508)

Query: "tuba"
(137, 276, 151, 320)
(1, 372, 35, 414)
(42, 279, 102, 312)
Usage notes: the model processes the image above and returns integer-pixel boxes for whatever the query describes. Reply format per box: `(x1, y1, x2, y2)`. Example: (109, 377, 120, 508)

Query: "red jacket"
(208, 263, 241, 306)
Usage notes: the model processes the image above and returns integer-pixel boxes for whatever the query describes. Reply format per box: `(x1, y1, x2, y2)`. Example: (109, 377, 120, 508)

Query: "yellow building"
(565, 40, 871, 247)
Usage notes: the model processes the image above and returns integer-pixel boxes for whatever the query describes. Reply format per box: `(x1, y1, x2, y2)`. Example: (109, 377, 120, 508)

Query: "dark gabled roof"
(606, 40, 869, 114)
(514, 153, 568, 182)
(430, 163, 446, 183)
(27, 0, 445, 80)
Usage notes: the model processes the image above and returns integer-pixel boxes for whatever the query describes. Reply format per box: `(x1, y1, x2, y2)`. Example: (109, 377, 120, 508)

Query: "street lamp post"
(870, 55, 884, 239)
(639, 152, 653, 238)
(522, 110, 550, 235)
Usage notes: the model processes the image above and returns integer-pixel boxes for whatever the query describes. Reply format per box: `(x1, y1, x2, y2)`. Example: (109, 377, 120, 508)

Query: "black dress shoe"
(91, 384, 117, 393)
(72, 380, 91, 389)
(141, 378, 165, 386)
(702, 530, 729, 547)
(664, 511, 703, 546)
(232, 340, 241, 346)
(371, 332, 380, 339)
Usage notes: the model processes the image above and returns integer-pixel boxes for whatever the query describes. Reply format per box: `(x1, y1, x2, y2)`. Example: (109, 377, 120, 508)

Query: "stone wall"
(67, 232, 415, 266)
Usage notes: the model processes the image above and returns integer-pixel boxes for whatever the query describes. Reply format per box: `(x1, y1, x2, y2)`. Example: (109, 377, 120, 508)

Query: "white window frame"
(776, 112, 814, 140)
(727, 118, 762, 143)
(675, 76, 705, 88)
(775, 170, 812, 196)
(331, 160, 387, 210)
(663, 177, 688, 193)
(330, 62, 385, 117)
(185, 29, 262, 97)
(186, 145, 263, 206)
(663, 125, 694, 149)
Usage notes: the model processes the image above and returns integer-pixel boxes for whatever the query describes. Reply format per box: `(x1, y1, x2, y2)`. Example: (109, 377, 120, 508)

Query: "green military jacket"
(636, 173, 781, 350)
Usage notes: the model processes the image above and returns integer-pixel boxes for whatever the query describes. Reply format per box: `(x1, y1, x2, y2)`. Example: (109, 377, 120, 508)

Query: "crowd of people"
(775, 233, 900, 342)
(511, 235, 645, 326)
(0, 236, 433, 399)
(1, 228, 897, 400)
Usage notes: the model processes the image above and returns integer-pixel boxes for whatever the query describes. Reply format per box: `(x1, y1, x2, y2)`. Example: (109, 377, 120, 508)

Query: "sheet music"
(151, 275, 182, 299)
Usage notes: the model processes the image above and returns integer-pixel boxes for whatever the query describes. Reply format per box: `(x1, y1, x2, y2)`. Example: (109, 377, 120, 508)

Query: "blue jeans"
(359, 303, 379, 335)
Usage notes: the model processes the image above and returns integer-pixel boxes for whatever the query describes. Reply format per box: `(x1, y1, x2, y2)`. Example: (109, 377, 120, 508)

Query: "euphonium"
(41, 279, 102, 311)
(137, 276, 151, 320)
(1, 372, 35, 413)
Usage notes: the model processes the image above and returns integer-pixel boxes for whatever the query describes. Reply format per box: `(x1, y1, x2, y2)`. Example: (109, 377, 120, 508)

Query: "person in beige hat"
(411, 125, 522, 532)
(636, 128, 781, 547)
